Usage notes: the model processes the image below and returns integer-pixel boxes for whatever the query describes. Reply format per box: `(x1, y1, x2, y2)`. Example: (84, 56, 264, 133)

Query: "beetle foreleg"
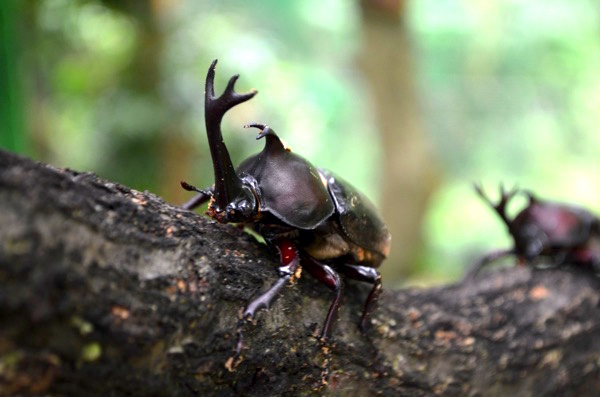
(464, 248, 515, 281)
(242, 276, 288, 319)
(241, 238, 300, 318)
(302, 256, 343, 340)
(337, 264, 382, 332)
(233, 239, 300, 361)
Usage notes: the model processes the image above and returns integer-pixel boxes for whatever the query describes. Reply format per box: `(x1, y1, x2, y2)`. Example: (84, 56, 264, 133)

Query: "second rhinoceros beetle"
(465, 184, 600, 279)
(181, 60, 391, 353)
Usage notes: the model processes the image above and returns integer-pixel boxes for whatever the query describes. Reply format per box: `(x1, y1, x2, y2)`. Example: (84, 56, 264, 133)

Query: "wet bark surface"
(1, 149, 599, 396)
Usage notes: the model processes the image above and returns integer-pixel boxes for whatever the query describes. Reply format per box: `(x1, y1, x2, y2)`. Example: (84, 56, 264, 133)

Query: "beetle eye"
(234, 195, 256, 219)
(525, 239, 543, 259)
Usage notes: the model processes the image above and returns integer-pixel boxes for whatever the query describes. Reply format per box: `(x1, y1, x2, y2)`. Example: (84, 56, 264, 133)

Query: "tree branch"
(1, 149, 599, 396)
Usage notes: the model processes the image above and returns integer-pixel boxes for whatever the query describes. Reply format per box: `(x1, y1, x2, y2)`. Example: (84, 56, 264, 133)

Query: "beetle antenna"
(180, 181, 212, 196)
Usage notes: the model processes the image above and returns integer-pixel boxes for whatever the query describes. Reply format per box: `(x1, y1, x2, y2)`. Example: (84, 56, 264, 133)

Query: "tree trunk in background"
(2, 150, 600, 396)
(20, 0, 51, 160)
(100, 0, 195, 203)
(358, 0, 439, 283)
(0, 0, 26, 153)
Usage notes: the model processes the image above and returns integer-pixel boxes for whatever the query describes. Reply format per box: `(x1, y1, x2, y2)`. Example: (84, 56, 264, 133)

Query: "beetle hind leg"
(301, 256, 343, 340)
(337, 264, 382, 332)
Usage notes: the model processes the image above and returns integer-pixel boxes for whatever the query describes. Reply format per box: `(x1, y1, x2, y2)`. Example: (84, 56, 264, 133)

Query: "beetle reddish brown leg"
(234, 238, 300, 358)
(337, 264, 382, 332)
(301, 256, 343, 340)
(464, 248, 515, 280)
(242, 273, 293, 318)
(243, 238, 300, 318)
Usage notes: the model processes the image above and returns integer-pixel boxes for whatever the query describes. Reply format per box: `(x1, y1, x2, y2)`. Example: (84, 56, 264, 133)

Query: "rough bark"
(1, 149, 599, 396)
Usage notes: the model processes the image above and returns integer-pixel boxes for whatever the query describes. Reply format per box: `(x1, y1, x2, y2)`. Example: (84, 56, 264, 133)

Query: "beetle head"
(475, 184, 535, 255)
(208, 183, 259, 223)
(477, 185, 556, 259)
(512, 223, 546, 260)
(181, 179, 259, 223)
(509, 192, 546, 259)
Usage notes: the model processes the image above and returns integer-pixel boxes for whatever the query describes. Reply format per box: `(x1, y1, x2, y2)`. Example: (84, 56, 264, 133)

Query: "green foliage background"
(2, 0, 599, 284)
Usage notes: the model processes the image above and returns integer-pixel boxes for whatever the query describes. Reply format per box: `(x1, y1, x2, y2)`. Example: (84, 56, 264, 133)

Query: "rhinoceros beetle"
(180, 60, 391, 354)
(465, 184, 600, 279)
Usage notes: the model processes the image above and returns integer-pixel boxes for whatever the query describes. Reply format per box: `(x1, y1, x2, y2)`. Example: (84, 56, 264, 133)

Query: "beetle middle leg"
(301, 255, 343, 340)
(336, 264, 382, 332)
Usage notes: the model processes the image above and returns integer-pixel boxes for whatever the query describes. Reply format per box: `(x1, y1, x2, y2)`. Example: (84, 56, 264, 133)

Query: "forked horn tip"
(473, 182, 484, 196)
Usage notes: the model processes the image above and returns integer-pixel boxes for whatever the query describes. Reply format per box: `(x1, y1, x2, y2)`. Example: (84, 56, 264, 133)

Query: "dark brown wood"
(1, 149, 599, 396)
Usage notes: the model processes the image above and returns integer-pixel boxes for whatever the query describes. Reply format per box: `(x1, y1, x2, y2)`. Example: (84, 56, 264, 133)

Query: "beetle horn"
(204, 59, 257, 211)
(244, 123, 273, 139)
(523, 190, 538, 204)
(244, 123, 286, 153)
(474, 183, 518, 227)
